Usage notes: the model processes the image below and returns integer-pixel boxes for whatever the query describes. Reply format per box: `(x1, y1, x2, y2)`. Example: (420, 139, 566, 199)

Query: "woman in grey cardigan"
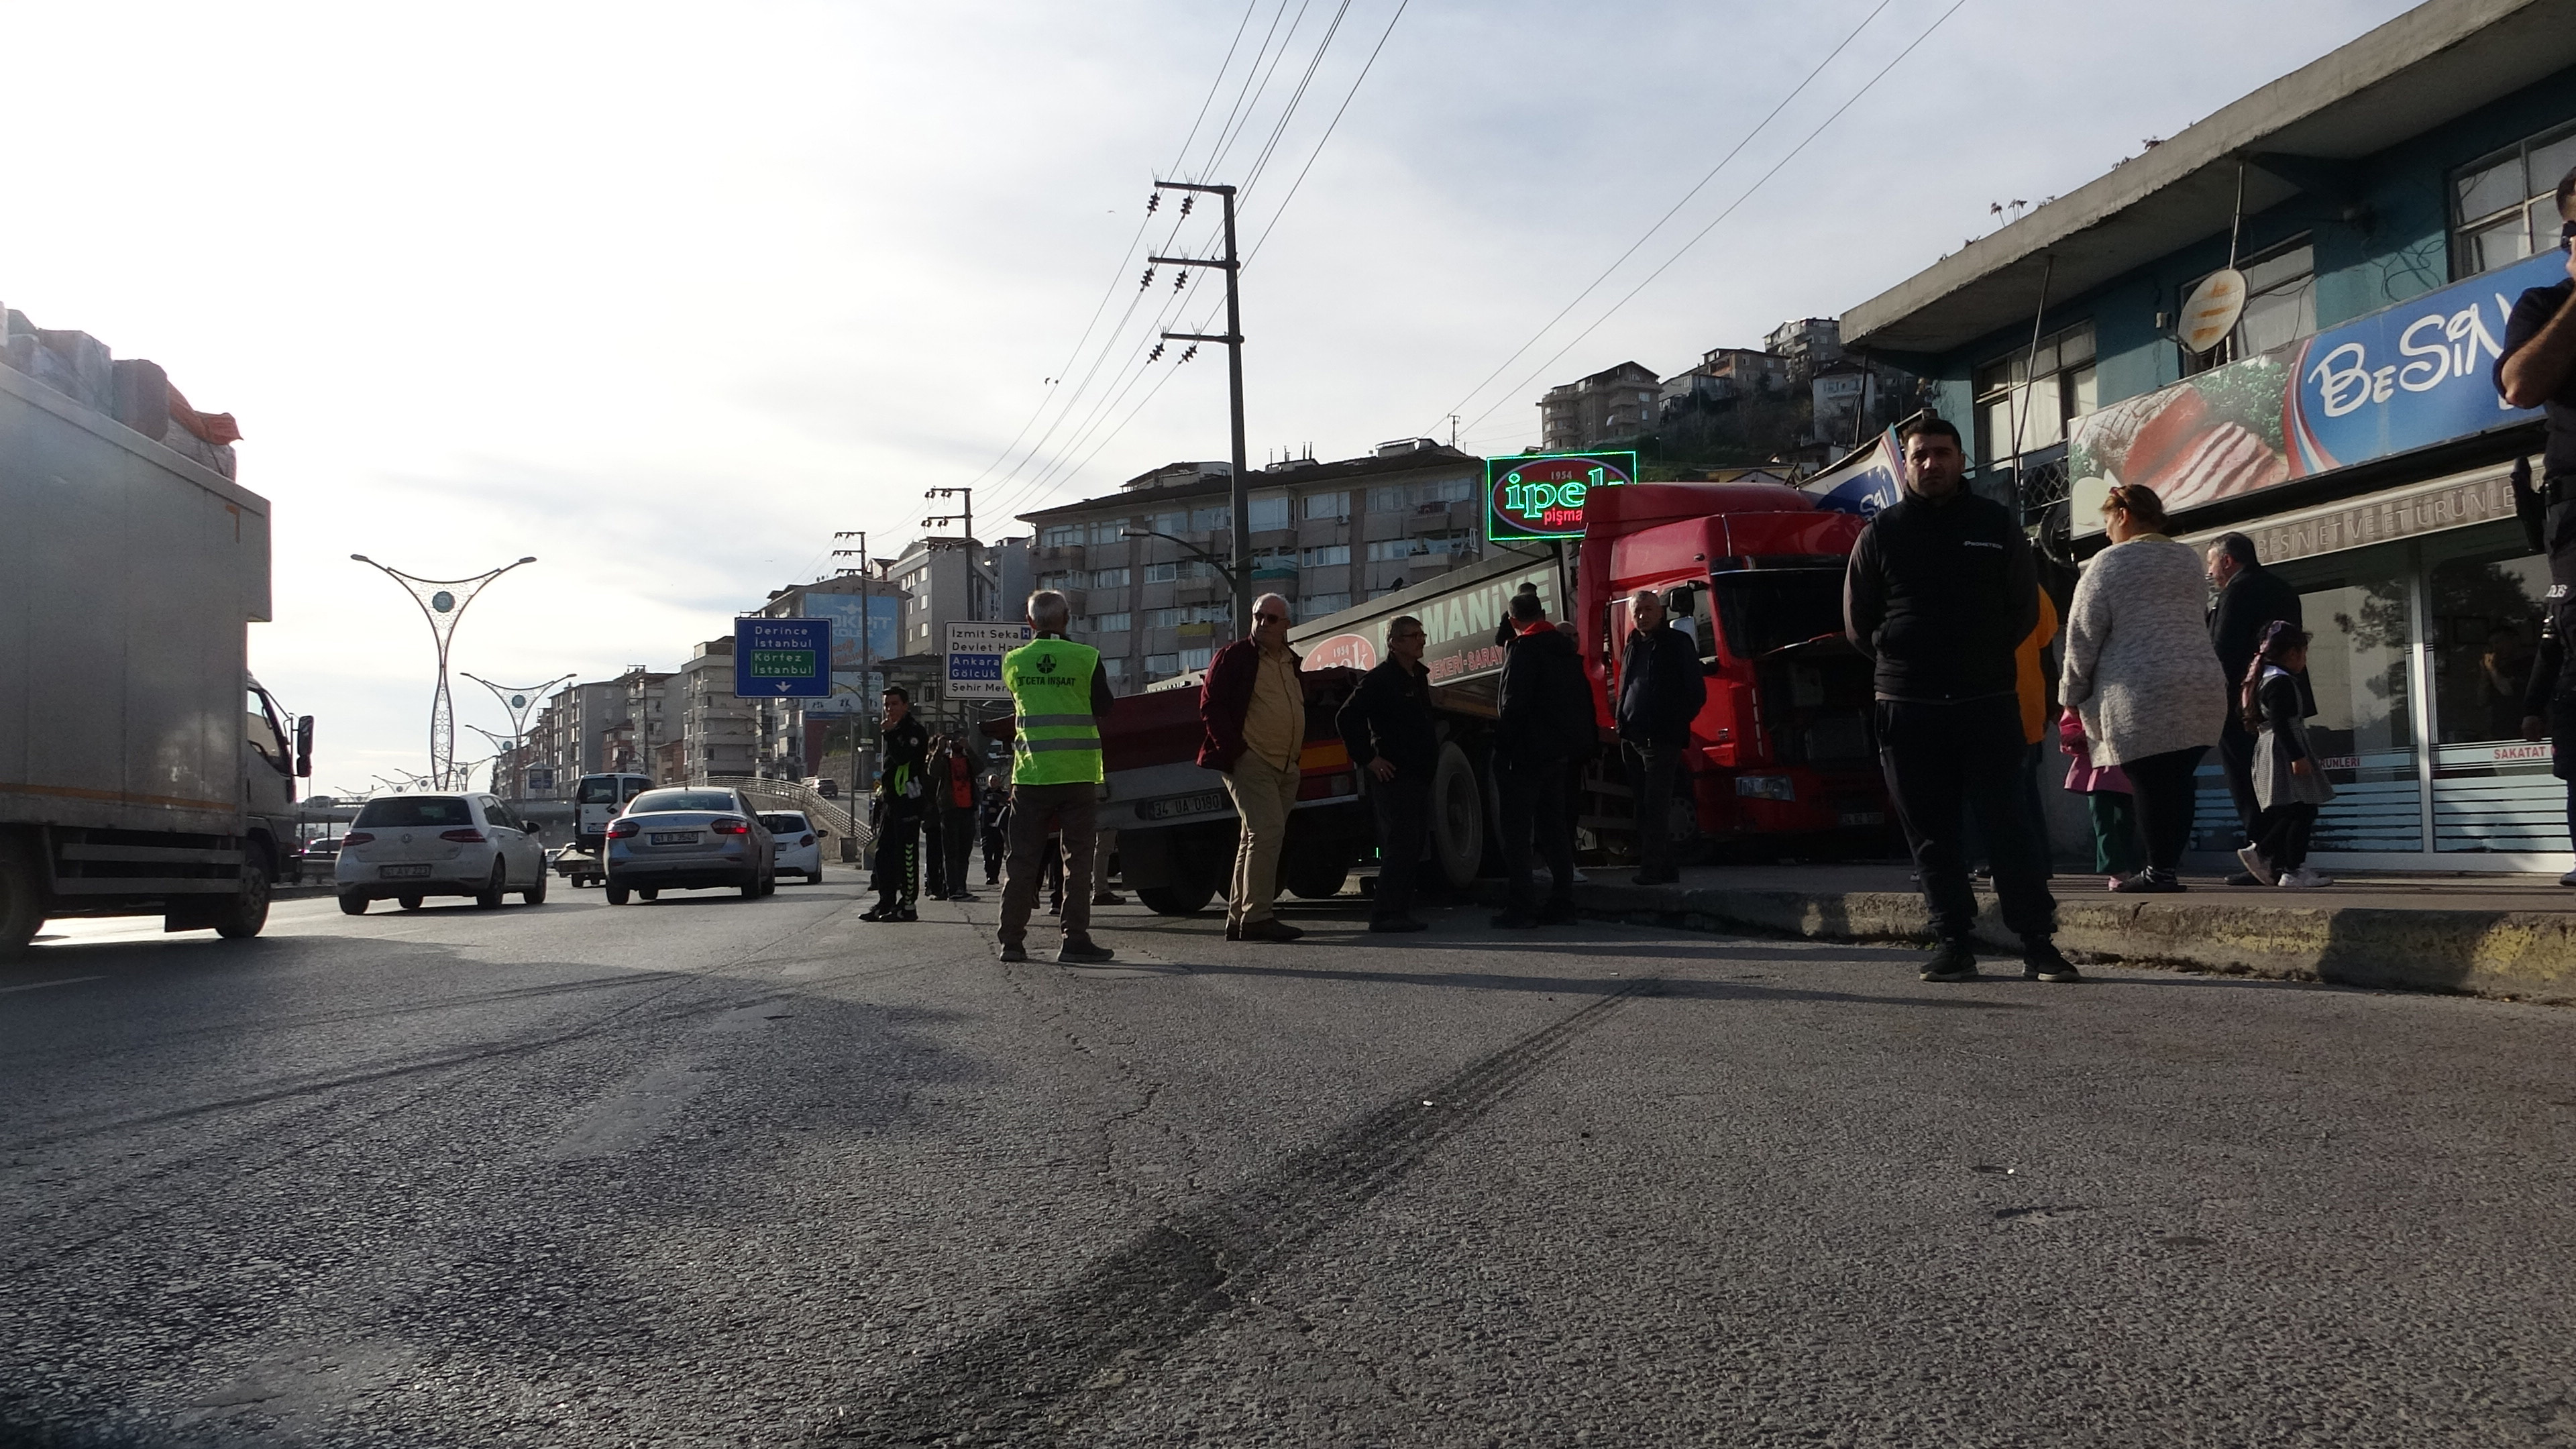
(2059, 483, 2229, 892)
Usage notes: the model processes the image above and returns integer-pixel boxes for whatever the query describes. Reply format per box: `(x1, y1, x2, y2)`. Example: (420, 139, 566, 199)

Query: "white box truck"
(0, 359, 304, 953)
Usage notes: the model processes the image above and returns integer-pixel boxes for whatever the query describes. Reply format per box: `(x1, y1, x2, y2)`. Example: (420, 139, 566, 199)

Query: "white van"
(573, 773, 656, 853)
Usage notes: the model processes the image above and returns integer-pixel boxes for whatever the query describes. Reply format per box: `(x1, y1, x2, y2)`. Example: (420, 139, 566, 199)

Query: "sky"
(2, 0, 2422, 794)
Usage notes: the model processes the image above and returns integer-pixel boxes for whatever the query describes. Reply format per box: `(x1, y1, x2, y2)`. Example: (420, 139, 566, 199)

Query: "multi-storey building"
(598, 666, 674, 777)
(1538, 362, 1662, 451)
(672, 637, 757, 782)
(1839, 0, 2576, 871)
(1018, 441, 1487, 689)
(753, 574, 908, 780)
(1764, 317, 1844, 382)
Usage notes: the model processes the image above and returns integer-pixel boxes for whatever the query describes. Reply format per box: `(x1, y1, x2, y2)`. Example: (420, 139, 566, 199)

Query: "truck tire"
(0, 836, 42, 956)
(213, 849, 273, 940)
(1135, 882, 1215, 916)
(1285, 847, 1350, 900)
(1429, 742, 1486, 891)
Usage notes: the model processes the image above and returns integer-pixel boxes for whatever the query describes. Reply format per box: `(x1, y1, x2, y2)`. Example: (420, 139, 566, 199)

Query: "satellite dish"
(2179, 268, 2247, 356)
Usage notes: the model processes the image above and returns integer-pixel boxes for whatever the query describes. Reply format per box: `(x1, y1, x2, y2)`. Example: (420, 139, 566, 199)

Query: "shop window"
(2271, 566, 2421, 854)
(2452, 119, 2576, 278)
(1972, 322, 2096, 467)
(2180, 237, 2316, 374)
(2427, 543, 2569, 854)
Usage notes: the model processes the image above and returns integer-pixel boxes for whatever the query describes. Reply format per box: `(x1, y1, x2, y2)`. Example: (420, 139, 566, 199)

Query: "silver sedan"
(602, 787, 776, 904)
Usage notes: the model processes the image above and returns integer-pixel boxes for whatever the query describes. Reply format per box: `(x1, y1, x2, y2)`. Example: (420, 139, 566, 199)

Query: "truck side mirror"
(294, 716, 315, 778)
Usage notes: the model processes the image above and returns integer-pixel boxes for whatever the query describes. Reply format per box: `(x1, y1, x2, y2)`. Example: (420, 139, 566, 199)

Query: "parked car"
(336, 794, 550, 914)
(604, 787, 776, 904)
(761, 812, 826, 884)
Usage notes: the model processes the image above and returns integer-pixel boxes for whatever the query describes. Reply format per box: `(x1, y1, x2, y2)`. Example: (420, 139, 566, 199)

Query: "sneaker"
(2277, 866, 2334, 889)
(1368, 916, 1428, 932)
(1920, 940, 1980, 982)
(1091, 891, 1126, 906)
(2102, 876, 2125, 891)
(1239, 918, 1304, 943)
(892, 906, 918, 922)
(948, 890, 979, 902)
(1057, 940, 1116, 964)
(1489, 910, 1540, 930)
(2111, 869, 2185, 894)
(2234, 846, 2277, 887)
(2559, 868, 2576, 888)
(995, 941, 1028, 963)
(859, 902, 895, 921)
(2021, 938, 2082, 983)
(2224, 872, 2264, 887)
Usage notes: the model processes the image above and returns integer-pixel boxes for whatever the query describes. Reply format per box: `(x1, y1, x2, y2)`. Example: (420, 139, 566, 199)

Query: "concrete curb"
(1561, 881, 2576, 1003)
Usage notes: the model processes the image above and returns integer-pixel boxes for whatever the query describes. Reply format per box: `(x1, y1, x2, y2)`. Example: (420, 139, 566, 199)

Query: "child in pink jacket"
(2059, 706, 2141, 889)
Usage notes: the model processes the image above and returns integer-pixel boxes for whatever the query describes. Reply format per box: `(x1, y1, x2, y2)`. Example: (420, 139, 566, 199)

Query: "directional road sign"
(734, 616, 831, 698)
(945, 621, 1033, 700)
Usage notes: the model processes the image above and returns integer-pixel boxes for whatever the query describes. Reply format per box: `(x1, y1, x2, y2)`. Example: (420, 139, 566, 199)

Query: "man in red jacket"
(1198, 594, 1305, 942)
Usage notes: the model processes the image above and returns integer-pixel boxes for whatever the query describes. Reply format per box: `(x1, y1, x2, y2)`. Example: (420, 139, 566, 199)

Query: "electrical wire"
(1240, 0, 1409, 265)
(1428, 0, 1896, 434)
(1452, 0, 1975, 443)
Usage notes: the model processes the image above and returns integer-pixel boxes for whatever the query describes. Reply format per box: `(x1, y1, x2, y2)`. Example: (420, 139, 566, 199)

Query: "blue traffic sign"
(734, 616, 831, 698)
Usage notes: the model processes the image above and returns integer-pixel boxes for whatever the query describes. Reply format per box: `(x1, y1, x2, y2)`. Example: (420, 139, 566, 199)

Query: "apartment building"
(1538, 362, 1662, 452)
(1018, 440, 1487, 689)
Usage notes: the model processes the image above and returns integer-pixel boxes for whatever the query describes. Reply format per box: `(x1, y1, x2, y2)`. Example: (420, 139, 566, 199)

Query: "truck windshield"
(576, 777, 621, 805)
(354, 797, 474, 828)
(1713, 571, 1847, 660)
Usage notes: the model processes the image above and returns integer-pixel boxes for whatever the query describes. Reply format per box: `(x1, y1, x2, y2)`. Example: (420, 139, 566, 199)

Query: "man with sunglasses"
(2498, 164, 2576, 886)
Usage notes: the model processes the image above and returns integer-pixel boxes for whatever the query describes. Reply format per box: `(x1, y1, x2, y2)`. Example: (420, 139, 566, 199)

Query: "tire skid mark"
(823, 975, 1661, 1446)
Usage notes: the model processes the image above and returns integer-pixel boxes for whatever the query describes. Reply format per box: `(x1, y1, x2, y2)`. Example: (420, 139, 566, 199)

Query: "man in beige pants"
(1195, 593, 1305, 942)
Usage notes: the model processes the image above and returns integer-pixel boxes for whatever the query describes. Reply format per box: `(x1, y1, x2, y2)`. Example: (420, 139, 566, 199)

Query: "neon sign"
(1484, 451, 1635, 542)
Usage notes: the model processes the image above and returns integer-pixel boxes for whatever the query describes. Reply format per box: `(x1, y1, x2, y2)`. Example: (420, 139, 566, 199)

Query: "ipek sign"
(1484, 451, 1636, 542)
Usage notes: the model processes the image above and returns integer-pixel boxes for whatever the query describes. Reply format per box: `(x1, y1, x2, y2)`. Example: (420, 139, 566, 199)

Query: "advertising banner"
(798, 592, 902, 716)
(945, 621, 1034, 700)
(2069, 250, 2561, 535)
(1802, 428, 1909, 517)
(1485, 451, 1635, 542)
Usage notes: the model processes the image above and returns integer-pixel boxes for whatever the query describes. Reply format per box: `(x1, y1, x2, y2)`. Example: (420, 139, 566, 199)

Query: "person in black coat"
(1843, 417, 2070, 983)
(2204, 533, 2304, 862)
(1491, 590, 1592, 928)
(1335, 615, 1438, 931)
(1615, 586, 1707, 885)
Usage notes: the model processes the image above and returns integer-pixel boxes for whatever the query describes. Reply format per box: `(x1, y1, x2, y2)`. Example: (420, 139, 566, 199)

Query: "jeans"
(1875, 695, 2057, 943)
(1622, 739, 1683, 874)
(2121, 746, 2208, 873)
(1224, 751, 1302, 928)
(1496, 753, 1575, 916)
(1368, 772, 1430, 922)
(999, 783, 1097, 947)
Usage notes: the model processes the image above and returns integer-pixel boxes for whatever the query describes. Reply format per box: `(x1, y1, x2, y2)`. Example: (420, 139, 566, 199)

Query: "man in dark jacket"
(1843, 417, 2070, 982)
(1491, 591, 1592, 928)
(2205, 533, 2304, 868)
(863, 687, 930, 922)
(2500, 167, 2576, 888)
(1335, 614, 1436, 931)
(1616, 586, 1707, 885)
(1197, 594, 1306, 942)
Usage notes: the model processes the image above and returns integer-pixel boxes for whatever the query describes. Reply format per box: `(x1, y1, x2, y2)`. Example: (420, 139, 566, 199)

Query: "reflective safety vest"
(1003, 637, 1105, 786)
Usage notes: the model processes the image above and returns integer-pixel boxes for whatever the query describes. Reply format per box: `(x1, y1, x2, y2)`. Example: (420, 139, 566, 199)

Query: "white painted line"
(0, 975, 105, 994)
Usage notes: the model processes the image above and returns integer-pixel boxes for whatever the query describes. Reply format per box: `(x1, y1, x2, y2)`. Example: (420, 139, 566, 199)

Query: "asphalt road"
(5, 869, 2575, 1448)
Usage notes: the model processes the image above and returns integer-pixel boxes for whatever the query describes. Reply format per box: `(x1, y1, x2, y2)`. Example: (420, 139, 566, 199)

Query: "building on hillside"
(1538, 362, 1662, 451)
(1660, 347, 1792, 417)
(1840, 0, 2576, 871)
(1764, 317, 1844, 381)
(1017, 440, 1487, 690)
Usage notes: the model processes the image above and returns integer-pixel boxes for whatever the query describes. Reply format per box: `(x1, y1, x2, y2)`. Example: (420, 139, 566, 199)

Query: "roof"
(1843, 0, 2576, 356)
(1018, 445, 1485, 523)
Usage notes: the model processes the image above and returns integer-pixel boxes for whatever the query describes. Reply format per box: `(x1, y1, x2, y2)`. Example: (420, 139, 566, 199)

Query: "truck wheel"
(1430, 742, 1486, 890)
(213, 851, 272, 940)
(1285, 848, 1350, 900)
(1134, 882, 1214, 916)
(475, 862, 507, 909)
(0, 836, 42, 956)
(339, 893, 370, 916)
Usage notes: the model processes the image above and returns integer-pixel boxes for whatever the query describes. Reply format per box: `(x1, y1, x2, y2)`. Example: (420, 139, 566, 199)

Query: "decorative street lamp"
(351, 554, 537, 790)
(462, 670, 574, 798)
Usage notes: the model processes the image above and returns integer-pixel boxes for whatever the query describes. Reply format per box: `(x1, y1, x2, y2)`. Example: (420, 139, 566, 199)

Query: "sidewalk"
(1549, 863, 2576, 1002)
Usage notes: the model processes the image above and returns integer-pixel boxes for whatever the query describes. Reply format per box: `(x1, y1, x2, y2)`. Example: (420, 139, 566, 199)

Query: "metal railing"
(707, 775, 871, 848)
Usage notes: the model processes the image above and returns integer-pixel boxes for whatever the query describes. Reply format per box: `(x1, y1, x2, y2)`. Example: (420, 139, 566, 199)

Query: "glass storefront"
(2183, 520, 2571, 868)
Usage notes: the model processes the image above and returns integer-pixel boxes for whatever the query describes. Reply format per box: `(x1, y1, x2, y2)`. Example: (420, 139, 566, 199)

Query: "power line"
(1241, 0, 1409, 264)
(1429, 0, 1896, 433)
(1452, 0, 1975, 442)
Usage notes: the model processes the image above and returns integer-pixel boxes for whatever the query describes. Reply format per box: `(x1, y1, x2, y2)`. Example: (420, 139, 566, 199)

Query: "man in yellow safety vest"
(996, 589, 1117, 963)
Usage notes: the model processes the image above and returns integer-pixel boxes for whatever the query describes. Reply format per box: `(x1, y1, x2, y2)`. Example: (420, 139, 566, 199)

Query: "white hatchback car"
(761, 812, 826, 883)
(337, 794, 550, 913)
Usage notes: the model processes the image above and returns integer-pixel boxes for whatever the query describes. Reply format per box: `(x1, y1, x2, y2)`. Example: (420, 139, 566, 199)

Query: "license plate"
(380, 863, 432, 879)
(1839, 810, 1885, 827)
(650, 831, 696, 845)
(1140, 789, 1230, 822)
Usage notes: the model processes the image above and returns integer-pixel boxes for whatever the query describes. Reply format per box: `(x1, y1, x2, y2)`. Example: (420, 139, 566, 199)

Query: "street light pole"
(1152, 179, 1250, 637)
(462, 671, 574, 799)
(351, 554, 537, 790)
(1119, 528, 1240, 594)
(830, 531, 877, 824)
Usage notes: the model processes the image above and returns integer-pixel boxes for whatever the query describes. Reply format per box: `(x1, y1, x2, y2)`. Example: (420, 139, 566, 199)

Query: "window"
(1972, 321, 2096, 466)
(1144, 559, 1214, 584)
(1302, 592, 1350, 614)
(354, 796, 473, 827)
(1179, 647, 1214, 672)
(2453, 120, 2576, 278)
(1419, 476, 1472, 505)
(1040, 525, 1079, 547)
(2181, 237, 2315, 374)
(1087, 520, 1127, 545)
(1366, 537, 1412, 562)
(1250, 545, 1297, 578)
(1146, 652, 1179, 676)
(1368, 484, 1406, 513)
(1090, 611, 1132, 634)
(1248, 493, 1291, 531)
(1102, 657, 1128, 682)
(1301, 543, 1350, 568)
(1037, 572, 1071, 592)
(1190, 504, 1228, 531)
(1303, 490, 1347, 520)
(1143, 603, 1228, 629)
(1088, 567, 1130, 588)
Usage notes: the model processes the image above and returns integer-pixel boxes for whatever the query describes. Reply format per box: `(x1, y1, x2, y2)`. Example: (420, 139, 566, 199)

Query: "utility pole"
(922, 486, 987, 624)
(830, 531, 875, 841)
(1152, 179, 1251, 637)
